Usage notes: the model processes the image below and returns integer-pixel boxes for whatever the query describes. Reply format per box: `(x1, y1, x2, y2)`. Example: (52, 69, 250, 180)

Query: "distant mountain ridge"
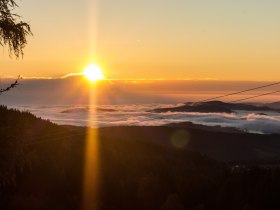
(152, 100, 279, 113)
(61, 107, 117, 113)
(267, 101, 280, 109)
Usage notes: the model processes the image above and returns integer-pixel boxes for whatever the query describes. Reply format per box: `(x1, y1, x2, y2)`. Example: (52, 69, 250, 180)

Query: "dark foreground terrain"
(1, 105, 280, 210)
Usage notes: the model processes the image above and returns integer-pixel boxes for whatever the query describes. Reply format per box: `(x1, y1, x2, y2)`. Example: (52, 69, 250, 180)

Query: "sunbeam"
(82, 83, 100, 210)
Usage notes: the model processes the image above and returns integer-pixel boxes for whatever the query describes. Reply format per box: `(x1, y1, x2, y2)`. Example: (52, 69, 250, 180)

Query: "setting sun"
(83, 64, 105, 82)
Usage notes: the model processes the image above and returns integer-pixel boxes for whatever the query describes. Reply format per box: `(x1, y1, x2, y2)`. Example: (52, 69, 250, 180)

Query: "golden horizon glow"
(2, 1, 280, 81)
(83, 64, 105, 82)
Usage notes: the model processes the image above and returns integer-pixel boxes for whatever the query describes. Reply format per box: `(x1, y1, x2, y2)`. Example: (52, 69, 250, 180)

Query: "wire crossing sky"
(230, 90, 280, 103)
(197, 81, 280, 102)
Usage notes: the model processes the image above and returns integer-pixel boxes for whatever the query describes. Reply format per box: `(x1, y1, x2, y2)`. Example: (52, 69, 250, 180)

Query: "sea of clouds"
(12, 104, 280, 134)
(2, 78, 279, 134)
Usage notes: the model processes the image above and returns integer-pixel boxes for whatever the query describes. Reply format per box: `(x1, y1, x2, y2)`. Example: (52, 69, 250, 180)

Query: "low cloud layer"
(2, 78, 278, 134)
(13, 105, 280, 134)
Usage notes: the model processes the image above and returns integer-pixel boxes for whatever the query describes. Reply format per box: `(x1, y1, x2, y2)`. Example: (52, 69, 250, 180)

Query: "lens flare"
(83, 83, 100, 210)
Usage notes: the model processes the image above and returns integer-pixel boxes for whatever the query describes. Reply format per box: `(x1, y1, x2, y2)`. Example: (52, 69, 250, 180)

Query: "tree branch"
(0, 75, 21, 94)
(0, 0, 32, 58)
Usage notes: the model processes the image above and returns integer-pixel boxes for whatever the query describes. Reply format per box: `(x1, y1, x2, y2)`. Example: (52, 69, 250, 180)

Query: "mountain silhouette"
(152, 100, 279, 113)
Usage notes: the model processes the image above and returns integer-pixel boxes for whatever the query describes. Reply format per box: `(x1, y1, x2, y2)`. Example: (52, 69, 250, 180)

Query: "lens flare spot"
(171, 129, 190, 148)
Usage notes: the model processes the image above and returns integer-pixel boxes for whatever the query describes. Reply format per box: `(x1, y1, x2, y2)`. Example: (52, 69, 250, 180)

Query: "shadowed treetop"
(0, 0, 32, 58)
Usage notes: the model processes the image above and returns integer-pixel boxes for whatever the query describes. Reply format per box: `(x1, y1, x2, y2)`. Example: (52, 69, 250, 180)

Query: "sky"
(1, 79, 278, 105)
(1, 0, 280, 80)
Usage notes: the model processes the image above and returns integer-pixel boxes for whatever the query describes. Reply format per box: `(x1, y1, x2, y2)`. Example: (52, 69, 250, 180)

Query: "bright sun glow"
(83, 64, 105, 82)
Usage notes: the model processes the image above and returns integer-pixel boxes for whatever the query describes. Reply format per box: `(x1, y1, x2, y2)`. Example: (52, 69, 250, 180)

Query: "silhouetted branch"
(0, 75, 21, 94)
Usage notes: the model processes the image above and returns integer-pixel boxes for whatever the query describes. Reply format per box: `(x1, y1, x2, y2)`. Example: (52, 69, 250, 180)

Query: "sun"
(83, 64, 105, 82)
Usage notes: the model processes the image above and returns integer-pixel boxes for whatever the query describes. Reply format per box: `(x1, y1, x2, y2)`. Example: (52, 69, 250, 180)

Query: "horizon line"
(0, 75, 278, 83)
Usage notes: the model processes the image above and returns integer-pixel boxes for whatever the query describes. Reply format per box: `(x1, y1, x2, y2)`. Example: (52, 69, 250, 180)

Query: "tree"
(0, 0, 32, 57)
(0, 0, 31, 94)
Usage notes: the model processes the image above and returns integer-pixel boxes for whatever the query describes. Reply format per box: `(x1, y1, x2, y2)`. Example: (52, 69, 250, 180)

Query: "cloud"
(85, 109, 280, 134)
(13, 103, 280, 134)
(6, 80, 279, 135)
(240, 114, 280, 134)
(61, 73, 84, 78)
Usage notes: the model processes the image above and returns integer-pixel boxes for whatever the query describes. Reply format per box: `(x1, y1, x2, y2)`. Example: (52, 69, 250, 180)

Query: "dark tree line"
(1, 106, 280, 210)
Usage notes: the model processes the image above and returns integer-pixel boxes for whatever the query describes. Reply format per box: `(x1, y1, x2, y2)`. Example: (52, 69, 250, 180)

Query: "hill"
(1, 106, 280, 209)
(152, 100, 279, 113)
(267, 101, 280, 109)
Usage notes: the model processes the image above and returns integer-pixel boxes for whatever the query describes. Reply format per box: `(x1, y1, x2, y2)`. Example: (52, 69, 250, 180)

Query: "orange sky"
(1, 0, 280, 81)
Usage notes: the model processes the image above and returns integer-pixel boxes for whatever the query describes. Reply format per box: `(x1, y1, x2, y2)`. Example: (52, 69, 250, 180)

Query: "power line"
(24, 96, 280, 146)
(196, 81, 280, 103)
(23, 84, 280, 145)
(230, 90, 280, 103)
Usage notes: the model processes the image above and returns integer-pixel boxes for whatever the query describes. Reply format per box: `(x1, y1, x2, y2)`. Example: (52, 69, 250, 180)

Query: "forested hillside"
(1, 106, 280, 210)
